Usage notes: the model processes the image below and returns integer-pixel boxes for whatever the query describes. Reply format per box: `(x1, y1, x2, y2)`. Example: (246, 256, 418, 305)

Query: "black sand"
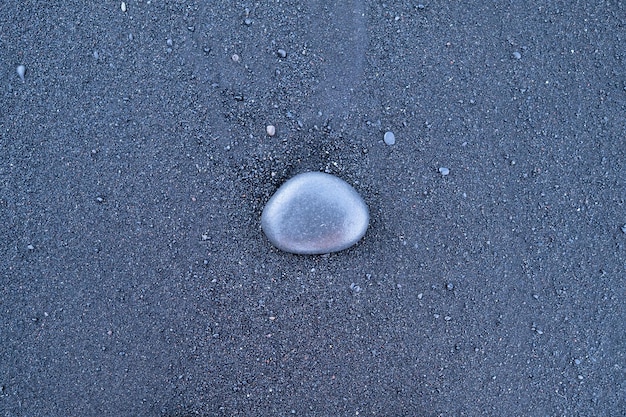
(1, 1, 624, 416)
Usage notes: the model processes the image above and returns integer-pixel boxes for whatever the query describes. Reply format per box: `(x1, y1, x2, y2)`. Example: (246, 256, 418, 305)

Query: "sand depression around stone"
(261, 172, 369, 255)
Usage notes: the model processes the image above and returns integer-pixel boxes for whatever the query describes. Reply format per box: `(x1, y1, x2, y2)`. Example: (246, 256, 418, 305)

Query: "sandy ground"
(1, 1, 625, 416)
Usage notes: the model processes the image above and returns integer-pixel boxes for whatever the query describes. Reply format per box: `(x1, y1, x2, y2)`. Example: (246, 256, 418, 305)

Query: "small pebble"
(350, 283, 361, 293)
(231, 54, 240, 62)
(621, 224, 626, 233)
(244, 18, 252, 25)
(513, 51, 521, 59)
(439, 167, 450, 176)
(121, 2, 126, 12)
(277, 49, 287, 58)
(266, 125, 276, 136)
(383, 131, 395, 145)
(261, 172, 369, 255)
(27, 244, 34, 250)
(16, 65, 26, 82)
(446, 282, 454, 290)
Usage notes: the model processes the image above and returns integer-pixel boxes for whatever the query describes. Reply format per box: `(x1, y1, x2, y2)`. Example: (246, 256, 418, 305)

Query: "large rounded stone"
(261, 172, 369, 255)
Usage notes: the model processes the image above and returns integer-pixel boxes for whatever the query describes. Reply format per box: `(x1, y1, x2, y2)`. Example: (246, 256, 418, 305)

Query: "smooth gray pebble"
(384, 131, 395, 145)
(261, 172, 369, 255)
(439, 167, 450, 176)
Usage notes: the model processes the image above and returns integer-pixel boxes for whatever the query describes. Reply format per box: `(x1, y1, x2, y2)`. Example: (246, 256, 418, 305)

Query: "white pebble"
(121, 2, 127, 12)
(439, 167, 450, 176)
(16, 65, 26, 82)
(231, 54, 240, 62)
(266, 125, 276, 136)
(383, 131, 395, 145)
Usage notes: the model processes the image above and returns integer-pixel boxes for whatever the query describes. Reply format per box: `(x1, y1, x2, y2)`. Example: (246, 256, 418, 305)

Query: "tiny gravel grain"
(16, 65, 26, 82)
(439, 167, 450, 176)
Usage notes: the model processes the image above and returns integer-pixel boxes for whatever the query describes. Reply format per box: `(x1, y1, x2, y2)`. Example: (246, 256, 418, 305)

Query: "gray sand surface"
(1, 2, 624, 416)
